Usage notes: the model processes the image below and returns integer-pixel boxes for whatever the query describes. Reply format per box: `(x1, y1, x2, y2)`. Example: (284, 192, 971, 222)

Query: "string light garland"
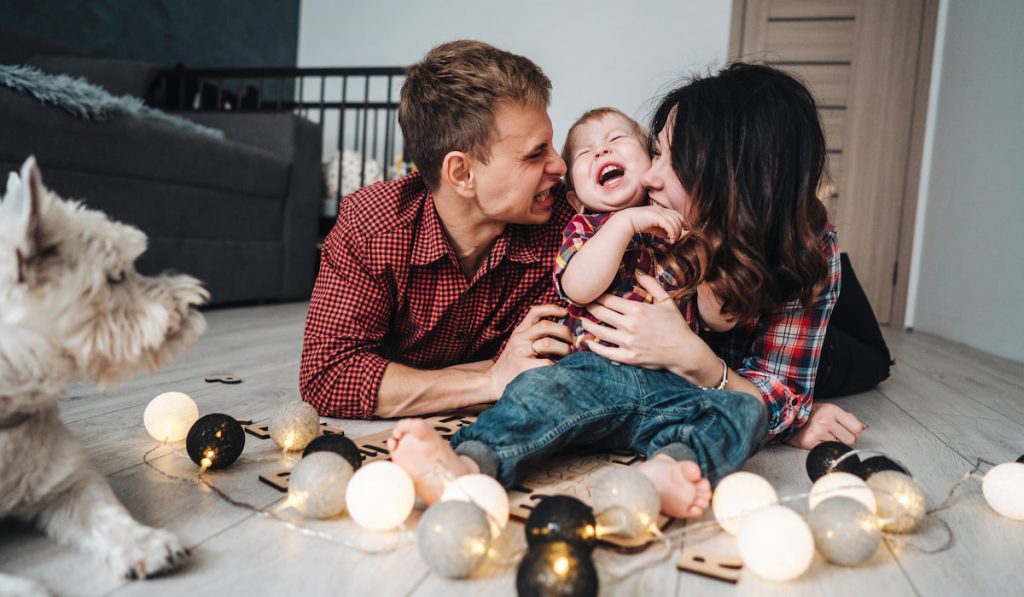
(516, 540, 598, 597)
(524, 496, 598, 553)
(185, 413, 245, 470)
(143, 391, 199, 442)
(269, 401, 321, 452)
(417, 500, 492, 579)
(139, 402, 1022, 586)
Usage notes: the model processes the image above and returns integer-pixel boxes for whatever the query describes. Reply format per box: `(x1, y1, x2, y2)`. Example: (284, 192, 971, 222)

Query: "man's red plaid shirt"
(300, 172, 574, 419)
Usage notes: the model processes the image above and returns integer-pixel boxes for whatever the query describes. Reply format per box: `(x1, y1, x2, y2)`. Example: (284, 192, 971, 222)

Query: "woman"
(583, 63, 875, 449)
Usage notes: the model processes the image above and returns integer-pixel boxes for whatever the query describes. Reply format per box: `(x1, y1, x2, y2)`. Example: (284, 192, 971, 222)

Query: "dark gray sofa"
(0, 31, 322, 305)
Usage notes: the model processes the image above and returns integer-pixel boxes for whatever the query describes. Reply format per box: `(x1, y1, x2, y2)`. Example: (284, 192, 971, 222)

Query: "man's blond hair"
(398, 40, 552, 190)
(561, 107, 650, 190)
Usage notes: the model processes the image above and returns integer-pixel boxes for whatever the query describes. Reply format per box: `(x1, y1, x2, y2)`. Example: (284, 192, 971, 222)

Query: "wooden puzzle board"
(253, 413, 672, 550)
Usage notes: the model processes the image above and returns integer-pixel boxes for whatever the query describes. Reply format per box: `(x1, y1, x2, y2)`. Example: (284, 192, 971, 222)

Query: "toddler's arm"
(561, 206, 684, 305)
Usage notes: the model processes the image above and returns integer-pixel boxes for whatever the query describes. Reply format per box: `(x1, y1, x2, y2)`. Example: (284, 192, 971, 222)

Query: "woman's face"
(641, 119, 694, 223)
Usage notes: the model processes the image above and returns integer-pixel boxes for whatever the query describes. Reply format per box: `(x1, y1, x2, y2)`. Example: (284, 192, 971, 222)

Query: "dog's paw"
(0, 572, 52, 597)
(104, 525, 191, 580)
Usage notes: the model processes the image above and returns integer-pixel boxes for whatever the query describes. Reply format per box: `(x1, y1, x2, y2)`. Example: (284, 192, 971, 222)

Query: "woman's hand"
(786, 403, 868, 449)
(581, 272, 706, 376)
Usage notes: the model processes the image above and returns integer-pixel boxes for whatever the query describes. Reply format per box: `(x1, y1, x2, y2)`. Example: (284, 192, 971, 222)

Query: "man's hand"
(622, 205, 686, 243)
(488, 304, 572, 399)
(786, 403, 868, 449)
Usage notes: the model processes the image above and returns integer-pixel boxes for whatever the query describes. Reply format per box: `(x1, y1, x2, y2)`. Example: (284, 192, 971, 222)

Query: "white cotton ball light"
(269, 401, 320, 452)
(809, 472, 877, 513)
(712, 472, 778, 535)
(982, 462, 1024, 520)
(144, 391, 199, 442)
(441, 474, 510, 538)
(288, 452, 354, 519)
(738, 505, 815, 582)
(345, 461, 415, 531)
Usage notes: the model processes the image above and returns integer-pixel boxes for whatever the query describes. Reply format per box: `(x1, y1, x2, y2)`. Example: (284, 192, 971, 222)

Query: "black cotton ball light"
(525, 496, 597, 553)
(806, 441, 859, 482)
(856, 455, 909, 480)
(516, 540, 598, 597)
(186, 413, 245, 470)
(302, 433, 363, 471)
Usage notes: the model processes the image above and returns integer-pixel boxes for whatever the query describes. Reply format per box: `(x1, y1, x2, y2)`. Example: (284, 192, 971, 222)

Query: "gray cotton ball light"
(288, 452, 354, 519)
(591, 467, 661, 538)
(808, 496, 881, 566)
(417, 500, 492, 579)
(269, 400, 321, 451)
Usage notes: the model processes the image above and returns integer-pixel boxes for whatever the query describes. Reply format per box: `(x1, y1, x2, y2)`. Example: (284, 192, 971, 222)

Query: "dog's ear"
(1, 157, 45, 283)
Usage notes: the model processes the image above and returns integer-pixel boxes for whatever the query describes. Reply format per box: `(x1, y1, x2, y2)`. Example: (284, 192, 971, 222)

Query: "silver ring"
(531, 339, 540, 357)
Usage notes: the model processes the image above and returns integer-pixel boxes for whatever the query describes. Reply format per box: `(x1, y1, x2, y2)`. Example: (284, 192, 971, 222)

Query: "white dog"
(0, 157, 207, 595)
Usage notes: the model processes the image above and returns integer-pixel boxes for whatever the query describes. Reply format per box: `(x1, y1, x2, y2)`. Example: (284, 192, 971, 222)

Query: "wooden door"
(730, 0, 938, 325)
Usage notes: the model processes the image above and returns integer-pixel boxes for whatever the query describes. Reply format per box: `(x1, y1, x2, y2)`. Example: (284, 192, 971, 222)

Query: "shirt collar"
(410, 192, 449, 266)
(410, 195, 546, 267)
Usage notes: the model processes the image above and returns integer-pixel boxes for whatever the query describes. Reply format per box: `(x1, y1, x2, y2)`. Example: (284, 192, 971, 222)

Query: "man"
(300, 40, 574, 419)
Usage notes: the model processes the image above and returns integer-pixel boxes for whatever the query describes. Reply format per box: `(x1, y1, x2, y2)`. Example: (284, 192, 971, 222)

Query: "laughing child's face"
(565, 113, 652, 213)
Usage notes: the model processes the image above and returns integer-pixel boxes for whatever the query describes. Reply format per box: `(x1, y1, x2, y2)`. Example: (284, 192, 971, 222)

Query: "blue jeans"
(450, 351, 768, 487)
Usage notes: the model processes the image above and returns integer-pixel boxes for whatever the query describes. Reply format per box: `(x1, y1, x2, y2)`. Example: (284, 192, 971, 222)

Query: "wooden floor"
(2, 302, 1022, 596)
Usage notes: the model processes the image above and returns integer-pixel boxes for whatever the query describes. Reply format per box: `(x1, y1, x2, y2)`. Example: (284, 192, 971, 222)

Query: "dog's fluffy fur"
(0, 158, 207, 595)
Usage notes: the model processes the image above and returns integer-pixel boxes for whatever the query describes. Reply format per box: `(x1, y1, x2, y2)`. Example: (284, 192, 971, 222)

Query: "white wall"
(297, 0, 732, 151)
(909, 0, 1024, 362)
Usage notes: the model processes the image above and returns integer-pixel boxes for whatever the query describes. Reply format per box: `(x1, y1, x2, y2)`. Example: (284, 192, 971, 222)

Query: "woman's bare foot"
(636, 454, 712, 518)
(386, 419, 478, 504)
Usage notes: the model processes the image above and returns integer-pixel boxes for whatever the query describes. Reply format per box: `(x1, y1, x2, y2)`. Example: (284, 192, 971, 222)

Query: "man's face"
(470, 102, 566, 226)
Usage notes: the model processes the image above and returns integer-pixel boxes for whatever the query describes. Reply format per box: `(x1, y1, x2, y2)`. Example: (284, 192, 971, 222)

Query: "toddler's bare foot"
(386, 419, 477, 504)
(636, 454, 712, 518)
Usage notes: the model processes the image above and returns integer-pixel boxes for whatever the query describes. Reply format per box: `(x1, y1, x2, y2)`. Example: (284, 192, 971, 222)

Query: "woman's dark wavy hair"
(652, 62, 830, 322)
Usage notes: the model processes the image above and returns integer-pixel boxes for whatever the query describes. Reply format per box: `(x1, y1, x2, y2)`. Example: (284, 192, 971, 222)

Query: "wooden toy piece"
(259, 470, 291, 492)
(243, 424, 271, 439)
(205, 374, 242, 384)
(243, 421, 345, 440)
(676, 548, 743, 584)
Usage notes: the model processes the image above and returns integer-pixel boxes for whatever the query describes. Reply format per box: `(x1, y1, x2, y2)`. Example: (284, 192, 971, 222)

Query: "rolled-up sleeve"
(299, 222, 393, 419)
(734, 232, 841, 440)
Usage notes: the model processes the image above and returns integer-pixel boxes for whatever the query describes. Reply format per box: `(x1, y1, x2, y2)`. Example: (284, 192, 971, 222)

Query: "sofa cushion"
(0, 87, 289, 200)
